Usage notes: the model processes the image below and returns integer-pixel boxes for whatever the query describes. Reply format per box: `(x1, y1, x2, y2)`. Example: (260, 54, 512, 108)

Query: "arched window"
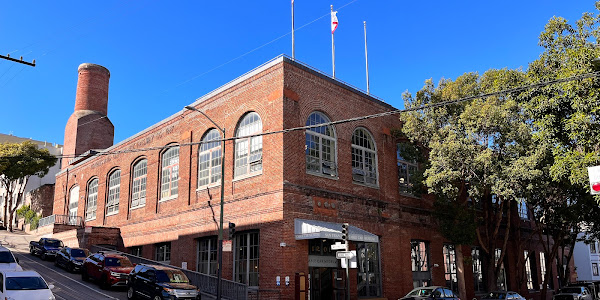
(106, 170, 121, 215)
(161, 146, 179, 200)
(85, 179, 98, 221)
(198, 129, 222, 187)
(305, 112, 337, 176)
(131, 159, 147, 209)
(352, 128, 377, 185)
(68, 185, 79, 225)
(234, 112, 263, 178)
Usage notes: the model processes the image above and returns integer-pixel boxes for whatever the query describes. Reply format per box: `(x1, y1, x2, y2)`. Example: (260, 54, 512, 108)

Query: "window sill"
(106, 211, 119, 217)
(159, 195, 178, 202)
(306, 171, 339, 181)
(85, 217, 96, 222)
(130, 202, 146, 211)
(233, 171, 263, 183)
(353, 181, 379, 189)
(197, 182, 221, 192)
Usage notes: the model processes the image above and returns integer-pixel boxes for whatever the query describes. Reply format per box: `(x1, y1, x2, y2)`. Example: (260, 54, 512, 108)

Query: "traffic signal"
(341, 223, 349, 244)
(229, 222, 236, 238)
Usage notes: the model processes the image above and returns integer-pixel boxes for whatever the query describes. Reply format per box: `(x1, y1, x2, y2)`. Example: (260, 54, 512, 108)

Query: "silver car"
(553, 287, 594, 300)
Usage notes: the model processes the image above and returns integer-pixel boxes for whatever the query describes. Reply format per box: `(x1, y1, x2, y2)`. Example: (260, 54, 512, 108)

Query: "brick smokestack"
(62, 63, 114, 169)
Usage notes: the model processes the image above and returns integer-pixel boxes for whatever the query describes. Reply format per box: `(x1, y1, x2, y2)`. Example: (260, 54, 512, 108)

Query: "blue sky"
(0, 1, 595, 145)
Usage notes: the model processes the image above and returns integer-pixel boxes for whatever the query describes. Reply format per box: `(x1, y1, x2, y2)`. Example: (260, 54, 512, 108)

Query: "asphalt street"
(1, 230, 127, 300)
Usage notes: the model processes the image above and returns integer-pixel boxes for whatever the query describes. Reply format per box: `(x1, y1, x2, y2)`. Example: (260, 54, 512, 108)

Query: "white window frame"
(106, 170, 120, 216)
(198, 129, 222, 188)
(131, 159, 147, 209)
(524, 250, 534, 290)
(160, 147, 179, 201)
(443, 244, 458, 292)
(305, 112, 337, 177)
(397, 143, 418, 194)
(85, 179, 98, 221)
(518, 200, 529, 220)
(155, 242, 171, 263)
(351, 128, 378, 186)
(68, 185, 80, 225)
(197, 237, 218, 276)
(234, 113, 263, 179)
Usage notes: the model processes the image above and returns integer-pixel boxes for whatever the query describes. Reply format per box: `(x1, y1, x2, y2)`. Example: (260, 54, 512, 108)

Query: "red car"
(81, 251, 134, 289)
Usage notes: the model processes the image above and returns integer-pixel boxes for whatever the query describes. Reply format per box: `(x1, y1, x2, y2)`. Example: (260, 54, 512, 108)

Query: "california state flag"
(331, 11, 338, 34)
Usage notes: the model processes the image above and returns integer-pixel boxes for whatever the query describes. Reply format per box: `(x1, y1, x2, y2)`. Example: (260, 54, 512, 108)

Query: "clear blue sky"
(0, 1, 595, 145)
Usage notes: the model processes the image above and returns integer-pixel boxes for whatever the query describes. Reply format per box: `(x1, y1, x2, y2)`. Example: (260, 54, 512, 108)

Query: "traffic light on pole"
(228, 222, 236, 238)
(341, 223, 349, 244)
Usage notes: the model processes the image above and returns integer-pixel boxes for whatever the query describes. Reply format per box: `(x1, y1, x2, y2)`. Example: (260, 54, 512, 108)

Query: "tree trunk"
(486, 254, 498, 291)
(456, 245, 467, 300)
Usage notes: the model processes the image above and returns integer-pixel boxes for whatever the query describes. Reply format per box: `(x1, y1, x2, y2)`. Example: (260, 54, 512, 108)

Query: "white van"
(0, 246, 23, 272)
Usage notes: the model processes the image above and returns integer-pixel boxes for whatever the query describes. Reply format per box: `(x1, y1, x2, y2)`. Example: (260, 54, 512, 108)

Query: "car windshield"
(483, 292, 507, 299)
(6, 276, 48, 290)
(419, 289, 434, 296)
(46, 240, 63, 247)
(0, 251, 16, 263)
(561, 288, 582, 294)
(156, 269, 190, 284)
(71, 249, 89, 258)
(105, 257, 133, 267)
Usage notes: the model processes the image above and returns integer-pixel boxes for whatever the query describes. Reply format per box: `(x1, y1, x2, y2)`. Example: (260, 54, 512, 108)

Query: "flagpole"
(291, 0, 295, 60)
(331, 5, 336, 79)
(364, 21, 370, 94)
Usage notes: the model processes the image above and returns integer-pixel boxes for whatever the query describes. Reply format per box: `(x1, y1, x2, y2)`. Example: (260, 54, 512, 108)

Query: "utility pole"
(0, 54, 36, 67)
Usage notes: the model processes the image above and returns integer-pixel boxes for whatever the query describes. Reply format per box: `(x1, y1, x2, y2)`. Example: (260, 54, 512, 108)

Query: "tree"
(0, 141, 57, 232)
(401, 68, 541, 294)
(518, 3, 600, 297)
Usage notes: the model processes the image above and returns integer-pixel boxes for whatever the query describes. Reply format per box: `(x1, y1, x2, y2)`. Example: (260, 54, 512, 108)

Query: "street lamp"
(184, 105, 226, 300)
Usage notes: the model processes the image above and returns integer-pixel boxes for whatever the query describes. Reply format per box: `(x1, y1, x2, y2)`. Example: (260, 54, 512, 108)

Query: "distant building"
(0, 134, 63, 223)
(573, 234, 600, 282)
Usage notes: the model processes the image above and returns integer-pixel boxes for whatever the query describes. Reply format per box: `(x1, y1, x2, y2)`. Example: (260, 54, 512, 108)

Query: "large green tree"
(0, 141, 57, 232)
(401, 68, 542, 293)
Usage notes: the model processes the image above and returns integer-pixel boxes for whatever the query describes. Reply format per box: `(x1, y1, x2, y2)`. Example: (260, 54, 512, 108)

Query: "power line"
(7, 70, 596, 161)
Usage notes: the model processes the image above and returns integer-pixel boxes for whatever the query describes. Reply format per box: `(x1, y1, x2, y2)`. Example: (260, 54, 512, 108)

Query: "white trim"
(159, 195, 178, 203)
(294, 218, 379, 243)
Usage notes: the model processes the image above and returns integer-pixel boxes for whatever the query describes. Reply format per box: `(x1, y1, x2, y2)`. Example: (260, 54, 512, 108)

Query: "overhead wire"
(6, 70, 596, 160)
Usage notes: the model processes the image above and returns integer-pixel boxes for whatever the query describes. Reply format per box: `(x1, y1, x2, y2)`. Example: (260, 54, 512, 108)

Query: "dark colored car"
(54, 247, 90, 272)
(482, 291, 526, 300)
(81, 252, 134, 289)
(400, 286, 459, 300)
(29, 238, 64, 260)
(127, 264, 200, 300)
(554, 287, 594, 300)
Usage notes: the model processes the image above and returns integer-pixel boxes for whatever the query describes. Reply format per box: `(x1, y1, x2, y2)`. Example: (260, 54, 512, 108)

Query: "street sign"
(331, 242, 346, 250)
(588, 166, 600, 195)
(336, 251, 355, 259)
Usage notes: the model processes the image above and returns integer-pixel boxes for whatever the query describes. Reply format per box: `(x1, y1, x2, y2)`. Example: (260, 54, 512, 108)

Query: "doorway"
(309, 267, 346, 300)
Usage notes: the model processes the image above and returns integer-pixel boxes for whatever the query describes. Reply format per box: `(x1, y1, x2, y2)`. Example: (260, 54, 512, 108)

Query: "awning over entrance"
(294, 218, 379, 243)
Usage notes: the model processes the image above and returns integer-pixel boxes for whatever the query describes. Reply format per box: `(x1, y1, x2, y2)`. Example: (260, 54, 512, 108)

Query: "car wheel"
(100, 275, 110, 290)
(29, 247, 34, 255)
(81, 269, 89, 281)
(127, 286, 137, 300)
(41, 253, 47, 260)
(153, 295, 163, 300)
(67, 263, 74, 273)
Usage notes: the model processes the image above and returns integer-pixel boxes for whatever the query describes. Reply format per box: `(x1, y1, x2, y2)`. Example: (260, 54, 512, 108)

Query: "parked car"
(400, 286, 459, 300)
(554, 286, 594, 300)
(482, 291, 526, 300)
(81, 251, 134, 289)
(0, 246, 22, 272)
(29, 238, 64, 260)
(569, 282, 600, 300)
(127, 264, 200, 300)
(54, 247, 90, 273)
(0, 270, 55, 300)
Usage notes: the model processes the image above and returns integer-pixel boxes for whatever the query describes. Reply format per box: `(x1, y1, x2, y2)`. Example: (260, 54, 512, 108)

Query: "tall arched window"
(234, 112, 263, 178)
(352, 128, 378, 185)
(131, 159, 147, 209)
(305, 112, 337, 176)
(85, 179, 98, 221)
(161, 146, 179, 200)
(68, 185, 79, 225)
(198, 129, 222, 187)
(106, 170, 121, 215)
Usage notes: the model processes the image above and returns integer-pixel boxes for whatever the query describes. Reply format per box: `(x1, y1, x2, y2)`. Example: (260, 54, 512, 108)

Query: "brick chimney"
(62, 63, 114, 168)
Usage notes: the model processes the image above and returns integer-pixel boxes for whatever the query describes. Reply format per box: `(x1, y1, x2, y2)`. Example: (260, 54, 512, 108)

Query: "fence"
(247, 289, 282, 300)
(91, 245, 248, 300)
(38, 214, 84, 228)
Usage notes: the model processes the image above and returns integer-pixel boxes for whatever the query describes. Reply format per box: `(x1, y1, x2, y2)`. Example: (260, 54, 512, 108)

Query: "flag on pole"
(331, 11, 339, 34)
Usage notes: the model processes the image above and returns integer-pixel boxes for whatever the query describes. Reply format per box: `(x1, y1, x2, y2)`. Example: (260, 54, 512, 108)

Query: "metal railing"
(38, 214, 84, 228)
(91, 245, 248, 300)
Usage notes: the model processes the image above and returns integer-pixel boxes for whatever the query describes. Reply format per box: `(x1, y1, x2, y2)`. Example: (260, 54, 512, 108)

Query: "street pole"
(184, 106, 226, 300)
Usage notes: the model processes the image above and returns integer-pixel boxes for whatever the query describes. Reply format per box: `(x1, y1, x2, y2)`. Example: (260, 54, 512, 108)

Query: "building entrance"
(309, 267, 346, 300)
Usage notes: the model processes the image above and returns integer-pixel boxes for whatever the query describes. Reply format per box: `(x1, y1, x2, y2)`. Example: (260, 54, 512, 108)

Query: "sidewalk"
(0, 229, 44, 253)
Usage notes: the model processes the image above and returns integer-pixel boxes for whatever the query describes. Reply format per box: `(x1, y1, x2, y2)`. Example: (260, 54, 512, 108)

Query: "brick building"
(53, 56, 562, 299)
